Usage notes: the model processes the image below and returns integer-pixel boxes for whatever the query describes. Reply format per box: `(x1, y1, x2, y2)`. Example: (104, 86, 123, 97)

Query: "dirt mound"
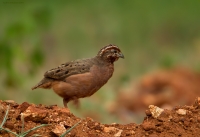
(113, 67, 200, 113)
(1, 97, 200, 137)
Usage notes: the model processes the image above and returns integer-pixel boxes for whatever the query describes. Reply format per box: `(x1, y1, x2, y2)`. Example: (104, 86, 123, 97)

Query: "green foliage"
(159, 55, 175, 69)
(29, 45, 45, 75)
(32, 8, 52, 29)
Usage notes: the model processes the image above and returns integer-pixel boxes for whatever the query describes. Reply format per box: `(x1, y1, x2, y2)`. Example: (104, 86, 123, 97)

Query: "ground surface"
(0, 98, 200, 137)
(110, 68, 200, 123)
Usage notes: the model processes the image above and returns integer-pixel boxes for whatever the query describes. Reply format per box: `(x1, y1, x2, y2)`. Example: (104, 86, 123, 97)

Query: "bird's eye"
(114, 50, 117, 53)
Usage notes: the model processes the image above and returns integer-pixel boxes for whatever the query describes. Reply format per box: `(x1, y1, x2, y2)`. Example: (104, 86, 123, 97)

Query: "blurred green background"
(1, 1, 200, 123)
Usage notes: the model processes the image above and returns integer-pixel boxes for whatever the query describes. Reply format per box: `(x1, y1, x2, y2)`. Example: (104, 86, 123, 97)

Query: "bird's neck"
(95, 55, 114, 65)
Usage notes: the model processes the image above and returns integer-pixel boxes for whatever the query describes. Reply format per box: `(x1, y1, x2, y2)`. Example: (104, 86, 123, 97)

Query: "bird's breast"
(52, 64, 114, 99)
(86, 64, 114, 96)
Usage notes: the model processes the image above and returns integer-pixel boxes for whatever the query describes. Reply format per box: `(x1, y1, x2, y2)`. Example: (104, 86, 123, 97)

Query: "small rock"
(94, 122, 99, 126)
(131, 131, 135, 134)
(142, 122, 155, 131)
(149, 105, 164, 118)
(103, 127, 116, 133)
(18, 102, 30, 112)
(52, 124, 66, 136)
(176, 109, 187, 115)
(4, 100, 15, 104)
(4, 100, 18, 107)
(22, 105, 48, 122)
(125, 130, 135, 136)
(114, 129, 123, 137)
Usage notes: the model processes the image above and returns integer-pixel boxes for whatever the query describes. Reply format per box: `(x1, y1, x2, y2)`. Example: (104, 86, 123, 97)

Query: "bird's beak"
(118, 52, 124, 59)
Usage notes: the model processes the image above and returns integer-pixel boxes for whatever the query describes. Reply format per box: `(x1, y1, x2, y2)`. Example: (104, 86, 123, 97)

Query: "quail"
(32, 44, 124, 108)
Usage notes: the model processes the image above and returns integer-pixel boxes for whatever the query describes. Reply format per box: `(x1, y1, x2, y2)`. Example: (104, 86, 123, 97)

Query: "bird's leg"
(63, 98, 70, 108)
(72, 99, 80, 108)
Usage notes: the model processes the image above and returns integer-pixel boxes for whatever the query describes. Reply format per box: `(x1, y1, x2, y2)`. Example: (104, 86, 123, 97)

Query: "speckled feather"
(31, 58, 95, 90)
(44, 58, 94, 80)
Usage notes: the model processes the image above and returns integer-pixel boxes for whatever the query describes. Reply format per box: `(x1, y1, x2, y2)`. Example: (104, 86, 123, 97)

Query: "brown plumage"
(32, 44, 124, 107)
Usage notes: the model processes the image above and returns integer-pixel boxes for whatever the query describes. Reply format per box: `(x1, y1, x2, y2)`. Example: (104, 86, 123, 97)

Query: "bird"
(32, 44, 124, 108)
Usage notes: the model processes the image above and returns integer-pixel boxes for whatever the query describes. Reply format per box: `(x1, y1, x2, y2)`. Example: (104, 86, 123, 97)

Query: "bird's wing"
(44, 59, 92, 80)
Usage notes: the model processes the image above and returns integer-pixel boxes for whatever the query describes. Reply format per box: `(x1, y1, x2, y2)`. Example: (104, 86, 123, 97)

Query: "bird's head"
(97, 44, 124, 63)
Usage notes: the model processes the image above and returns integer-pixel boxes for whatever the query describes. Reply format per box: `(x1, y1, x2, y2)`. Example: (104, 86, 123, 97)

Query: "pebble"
(176, 109, 187, 115)
(114, 129, 123, 137)
(142, 122, 155, 131)
(104, 127, 116, 133)
(149, 105, 164, 118)
(52, 124, 66, 136)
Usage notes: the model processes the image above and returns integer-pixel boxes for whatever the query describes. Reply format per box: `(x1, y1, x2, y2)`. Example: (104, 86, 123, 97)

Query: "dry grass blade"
(0, 105, 19, 136)
(0, 105, 9, 128)
(20, 124, 49, 137)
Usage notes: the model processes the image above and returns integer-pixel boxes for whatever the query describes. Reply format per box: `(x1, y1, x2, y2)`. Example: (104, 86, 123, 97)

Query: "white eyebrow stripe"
(99, 45, 120, 56)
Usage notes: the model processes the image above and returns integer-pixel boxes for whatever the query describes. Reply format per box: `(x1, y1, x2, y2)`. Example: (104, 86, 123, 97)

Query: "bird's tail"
(32, 78, 54, 90)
